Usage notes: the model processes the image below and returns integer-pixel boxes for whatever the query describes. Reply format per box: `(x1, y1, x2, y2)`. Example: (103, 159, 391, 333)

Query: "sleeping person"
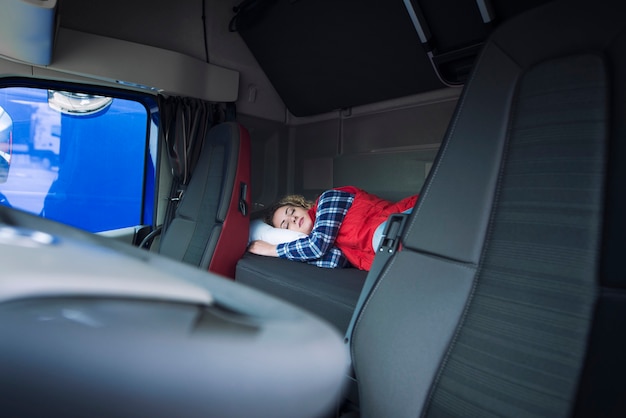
(247, 186, 417, 271)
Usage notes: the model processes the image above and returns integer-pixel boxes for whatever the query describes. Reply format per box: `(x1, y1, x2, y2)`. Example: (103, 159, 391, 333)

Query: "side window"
(0, 85, 155, 233)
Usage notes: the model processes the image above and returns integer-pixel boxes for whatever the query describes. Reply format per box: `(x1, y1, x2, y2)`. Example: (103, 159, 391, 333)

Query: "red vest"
(311, 186, 418, 271)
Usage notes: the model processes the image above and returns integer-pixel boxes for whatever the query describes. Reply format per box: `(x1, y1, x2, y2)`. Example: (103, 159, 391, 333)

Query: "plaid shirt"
(276, 189, 355, 268)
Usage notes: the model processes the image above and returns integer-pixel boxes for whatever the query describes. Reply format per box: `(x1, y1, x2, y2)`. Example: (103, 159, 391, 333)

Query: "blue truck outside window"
(0, 86, 155, 233)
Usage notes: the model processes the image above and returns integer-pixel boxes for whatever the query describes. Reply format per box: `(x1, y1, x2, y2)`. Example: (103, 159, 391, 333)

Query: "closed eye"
(280, 207, 293, 229)
(282, 207, 296, 229)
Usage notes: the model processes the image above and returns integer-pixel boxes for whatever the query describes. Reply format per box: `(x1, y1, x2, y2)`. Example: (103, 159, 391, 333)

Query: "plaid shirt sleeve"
(276, 189, 355, 268)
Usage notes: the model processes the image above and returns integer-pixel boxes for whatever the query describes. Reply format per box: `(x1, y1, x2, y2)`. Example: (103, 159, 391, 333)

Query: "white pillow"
(249, 219, 307, 245)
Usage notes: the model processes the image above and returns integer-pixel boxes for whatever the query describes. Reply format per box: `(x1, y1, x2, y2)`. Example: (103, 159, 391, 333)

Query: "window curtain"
(158, 96, 216, 233)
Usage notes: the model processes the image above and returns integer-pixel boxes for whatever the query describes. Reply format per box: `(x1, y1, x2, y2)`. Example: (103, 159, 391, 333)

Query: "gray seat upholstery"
(236, 253, 366, 331)
(348, 0, 626, 416)
(159, 122, 250, 279)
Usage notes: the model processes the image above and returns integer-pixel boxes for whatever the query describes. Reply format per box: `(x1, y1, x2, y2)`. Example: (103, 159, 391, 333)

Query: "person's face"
(272, 205, 313, 235)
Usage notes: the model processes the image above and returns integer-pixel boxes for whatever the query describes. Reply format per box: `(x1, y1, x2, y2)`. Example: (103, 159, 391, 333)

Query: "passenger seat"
(159, 122, 251, 279)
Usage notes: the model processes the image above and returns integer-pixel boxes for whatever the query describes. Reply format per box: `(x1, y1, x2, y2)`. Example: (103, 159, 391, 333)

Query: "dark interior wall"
(237, 114, 290, 216)
(241, 89, 459, 212)
(341, 99, 458, 154)
(291, 90, 460, 201)
(291, 119, 341, 200)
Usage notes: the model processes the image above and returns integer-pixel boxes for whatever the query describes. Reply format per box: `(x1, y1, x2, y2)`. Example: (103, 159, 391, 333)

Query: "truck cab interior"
(0, 0, 624, 417)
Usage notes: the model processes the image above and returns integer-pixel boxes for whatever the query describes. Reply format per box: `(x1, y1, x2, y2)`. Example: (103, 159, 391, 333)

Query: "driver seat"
(347, 0, 626, 416)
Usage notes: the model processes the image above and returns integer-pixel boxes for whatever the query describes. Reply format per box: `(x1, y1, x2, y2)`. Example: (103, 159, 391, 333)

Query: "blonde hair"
(264, 194, 314, 226)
